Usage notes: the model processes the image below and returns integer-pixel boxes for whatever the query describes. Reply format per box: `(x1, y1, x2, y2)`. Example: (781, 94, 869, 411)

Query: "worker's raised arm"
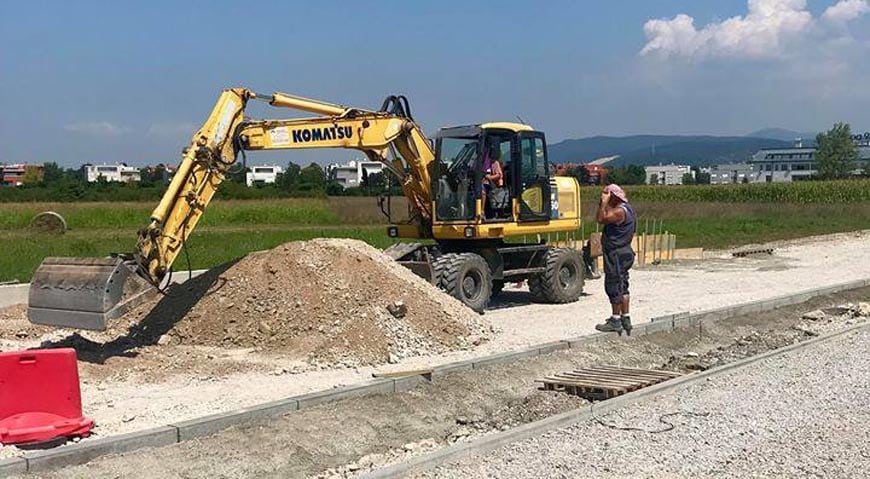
(596, 190, 626, 225)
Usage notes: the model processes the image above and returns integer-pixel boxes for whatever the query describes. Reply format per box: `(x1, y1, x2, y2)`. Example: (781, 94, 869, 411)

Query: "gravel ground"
(419, 328, 870, 479)
(9, 288, 867, 478)
(0, 231, 867, 454)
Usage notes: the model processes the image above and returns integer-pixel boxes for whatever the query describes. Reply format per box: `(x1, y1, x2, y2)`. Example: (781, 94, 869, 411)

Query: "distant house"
(748, 136, 870, 183)
(84, 163, 141, 183)
(644, 164, 691, 185)
(0, 163, 44, 186)
(326, 159, 384, 188)
(163, 165, 177, 184)
(747, 146, 819, 183)
(552, 163, 607, 185)
(245, 165, 283, 187)
(709, 163, 757, 185)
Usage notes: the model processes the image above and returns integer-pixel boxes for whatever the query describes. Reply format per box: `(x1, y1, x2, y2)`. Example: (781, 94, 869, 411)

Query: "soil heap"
(141, 239, 491, 366)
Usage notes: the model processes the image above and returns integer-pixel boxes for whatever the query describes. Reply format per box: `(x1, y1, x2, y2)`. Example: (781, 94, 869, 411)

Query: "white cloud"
(63, 121, 131, 136)
(822, 0, 870, 23)
(640, 0, 814, 60)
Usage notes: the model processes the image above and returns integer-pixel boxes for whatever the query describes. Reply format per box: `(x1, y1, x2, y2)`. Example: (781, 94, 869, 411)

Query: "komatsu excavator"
(28, 88, 584, 331)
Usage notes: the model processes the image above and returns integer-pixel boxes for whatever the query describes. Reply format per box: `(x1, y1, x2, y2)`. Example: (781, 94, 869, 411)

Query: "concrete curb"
(3, 277, 869, 475)
(172, 398, 299, 442)
(362, 320, 870, 479)
(0, 458, 26, 475)
(24, 426, 179, 472)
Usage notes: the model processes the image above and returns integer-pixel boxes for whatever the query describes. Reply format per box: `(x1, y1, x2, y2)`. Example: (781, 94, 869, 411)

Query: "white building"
(645, 164, 692, 185)
(326, 159, 384, 188)
(709, 163, 757, 185)
(748, 135, 870, 183)
(84, 164, 141, 183)
(245, 165, 284, 187)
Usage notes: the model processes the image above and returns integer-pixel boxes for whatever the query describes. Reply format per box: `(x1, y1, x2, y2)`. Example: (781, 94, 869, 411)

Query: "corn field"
(580, 179, 870, 204)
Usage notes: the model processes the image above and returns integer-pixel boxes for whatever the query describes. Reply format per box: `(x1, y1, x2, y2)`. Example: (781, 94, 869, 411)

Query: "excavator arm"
(28, 88, 436, 330)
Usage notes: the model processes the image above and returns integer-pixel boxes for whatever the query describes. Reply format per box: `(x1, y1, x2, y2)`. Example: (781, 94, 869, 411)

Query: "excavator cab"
(431, 123, 571, 232)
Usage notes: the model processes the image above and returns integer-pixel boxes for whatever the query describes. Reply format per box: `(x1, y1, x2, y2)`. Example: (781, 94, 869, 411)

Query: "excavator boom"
(28, 88, 435, 330)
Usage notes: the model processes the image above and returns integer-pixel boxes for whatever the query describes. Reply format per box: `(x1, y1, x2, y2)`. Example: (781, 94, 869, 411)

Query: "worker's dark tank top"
(603, 203, 636, 251)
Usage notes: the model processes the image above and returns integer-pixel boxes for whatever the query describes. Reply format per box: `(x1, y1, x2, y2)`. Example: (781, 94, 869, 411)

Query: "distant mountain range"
(746, 128, 818, 143)
(549, 128, 818, 167)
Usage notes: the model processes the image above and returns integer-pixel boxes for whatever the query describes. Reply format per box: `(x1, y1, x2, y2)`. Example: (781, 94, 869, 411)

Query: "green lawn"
(2, 192, 869, 282)
(0, 225, 392, 283)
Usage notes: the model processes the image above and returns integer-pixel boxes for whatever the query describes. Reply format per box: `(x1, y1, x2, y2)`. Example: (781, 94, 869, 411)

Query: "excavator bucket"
(27, 257, 158, 331)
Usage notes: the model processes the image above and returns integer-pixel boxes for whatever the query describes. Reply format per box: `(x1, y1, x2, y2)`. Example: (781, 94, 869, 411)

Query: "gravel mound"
(150, 239, 491, 366)
(0, 304, 51, 340)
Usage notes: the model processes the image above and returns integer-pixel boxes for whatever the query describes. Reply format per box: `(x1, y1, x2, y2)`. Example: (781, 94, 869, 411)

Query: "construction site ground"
(12, 281, 870, 478)
(418, 325, 870, 479)
(0, 231, 868, 463)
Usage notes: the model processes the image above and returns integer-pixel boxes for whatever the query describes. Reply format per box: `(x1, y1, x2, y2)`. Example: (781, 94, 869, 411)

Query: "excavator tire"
(432, 253, 449, 286)
(529, 247, 584, 304)
(436, 252, 491, 313)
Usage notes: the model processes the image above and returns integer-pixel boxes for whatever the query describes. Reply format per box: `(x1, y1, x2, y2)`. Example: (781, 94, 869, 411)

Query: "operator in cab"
(594, 184, 636, 335)
(480, 141, 504, 219)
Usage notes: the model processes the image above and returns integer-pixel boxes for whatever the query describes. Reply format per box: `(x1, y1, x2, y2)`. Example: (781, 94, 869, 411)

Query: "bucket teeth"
(27, 257, 157, 331)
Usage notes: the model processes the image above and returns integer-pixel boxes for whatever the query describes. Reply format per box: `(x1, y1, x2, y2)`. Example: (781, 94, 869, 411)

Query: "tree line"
(0, 161, 397, 203)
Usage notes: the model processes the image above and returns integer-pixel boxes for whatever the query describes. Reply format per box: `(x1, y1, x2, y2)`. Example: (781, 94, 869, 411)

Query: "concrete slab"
(0, 284, 27, 308)
(640, 318, 673, 335)
(537, 341, 570, 355)
(431, 359, 475, 377)
(471, 347, 539, 369)
(295, 379, 395, 409)
(0, 269, 209, 309)
(650, 313, 675, 323)
(565, 335, 596, 348)
(173, 398, 299, 441)
(393, 375, 431, 393)
(0, 457, 27, 475)
(24, 426, 178, 472)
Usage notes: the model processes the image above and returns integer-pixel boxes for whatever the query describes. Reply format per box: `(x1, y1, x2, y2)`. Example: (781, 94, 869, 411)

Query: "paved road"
(419, 329, 870, 479)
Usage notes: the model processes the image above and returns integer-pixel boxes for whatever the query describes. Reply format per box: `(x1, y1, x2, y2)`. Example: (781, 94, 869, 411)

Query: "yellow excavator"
(28, 88, 584, 331)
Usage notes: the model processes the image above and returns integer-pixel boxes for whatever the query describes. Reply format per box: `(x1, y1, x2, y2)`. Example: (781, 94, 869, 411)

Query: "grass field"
(2, 186, 869, 282)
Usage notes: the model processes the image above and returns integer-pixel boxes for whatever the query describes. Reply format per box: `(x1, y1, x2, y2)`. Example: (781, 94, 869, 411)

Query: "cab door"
(515, 132, 551, 221)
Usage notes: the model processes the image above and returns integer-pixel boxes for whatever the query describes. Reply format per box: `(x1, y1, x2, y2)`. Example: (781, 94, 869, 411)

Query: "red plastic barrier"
(0, 348, 93, 445)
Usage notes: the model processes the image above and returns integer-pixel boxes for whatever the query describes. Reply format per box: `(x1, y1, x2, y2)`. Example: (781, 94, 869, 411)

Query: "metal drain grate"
(540, 366, 682, 401)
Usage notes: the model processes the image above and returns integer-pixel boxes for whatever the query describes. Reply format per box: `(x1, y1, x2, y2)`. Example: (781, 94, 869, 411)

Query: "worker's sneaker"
(595, 316, 624, 335)
(621, 315, 633, 336)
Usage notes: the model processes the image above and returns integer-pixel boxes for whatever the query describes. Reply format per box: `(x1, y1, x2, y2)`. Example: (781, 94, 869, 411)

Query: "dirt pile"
(145, 239, 491, 366)
(0, 304, 52, 341)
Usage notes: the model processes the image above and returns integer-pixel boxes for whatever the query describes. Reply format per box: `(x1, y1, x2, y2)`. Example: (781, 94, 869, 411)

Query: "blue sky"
(2, 0, 868, 167)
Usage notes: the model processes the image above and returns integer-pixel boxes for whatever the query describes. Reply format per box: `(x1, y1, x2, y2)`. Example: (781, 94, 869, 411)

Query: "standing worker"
(594, 184, 636, 335)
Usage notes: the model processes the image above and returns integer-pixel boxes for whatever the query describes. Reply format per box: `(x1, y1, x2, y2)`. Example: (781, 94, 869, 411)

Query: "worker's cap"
(604, 184, 627, 202)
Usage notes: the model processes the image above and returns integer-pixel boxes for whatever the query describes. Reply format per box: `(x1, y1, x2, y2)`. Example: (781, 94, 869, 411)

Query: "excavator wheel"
(436, 252, 492, 313)
(432, 253, 449, 286)
(529, 247, 584, 304)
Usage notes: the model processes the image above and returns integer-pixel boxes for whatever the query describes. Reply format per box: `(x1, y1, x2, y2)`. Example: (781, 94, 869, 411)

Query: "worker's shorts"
(603, 246, 634, 304)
